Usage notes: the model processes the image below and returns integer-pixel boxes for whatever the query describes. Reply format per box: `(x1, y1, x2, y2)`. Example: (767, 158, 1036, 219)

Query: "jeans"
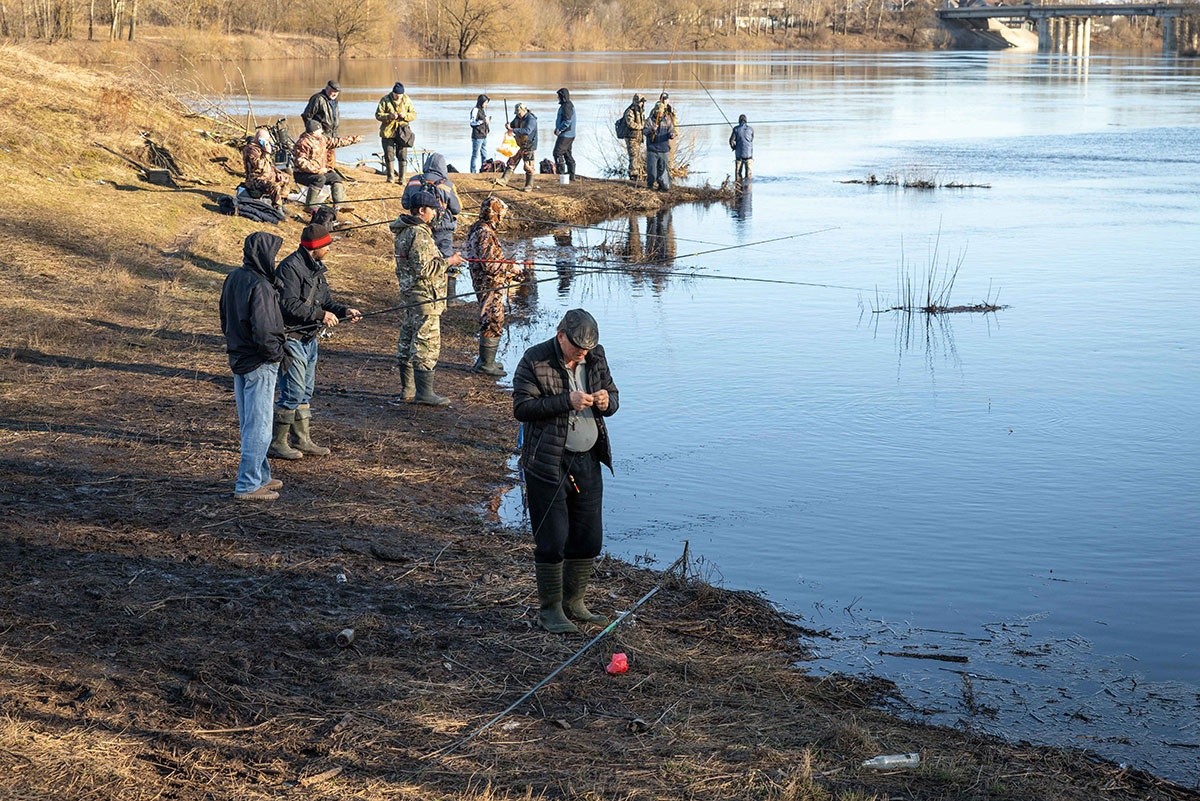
(278, 337, 318, 409)
(233, 362, 278, 493)
(526, 448, 604, 563)
(646, 150, 670, 190)
(471, 137, 489, 172)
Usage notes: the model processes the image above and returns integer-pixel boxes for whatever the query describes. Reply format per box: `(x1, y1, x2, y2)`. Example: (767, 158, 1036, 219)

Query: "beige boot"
(291, 404, 330, 456)
(268, 408, 304, 460)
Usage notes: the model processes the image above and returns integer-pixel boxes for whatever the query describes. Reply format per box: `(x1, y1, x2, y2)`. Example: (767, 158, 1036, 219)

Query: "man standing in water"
(729, 114, 754, 182)
(513, 309, 620, 633)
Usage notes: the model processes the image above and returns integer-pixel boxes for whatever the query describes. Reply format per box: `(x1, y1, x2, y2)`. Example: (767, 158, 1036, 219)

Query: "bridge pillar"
(1080, 17, 1091, 57)
(1037, 17, 1050, 52)
(1164, 15, 1177, 54)
(1067, 17, 1078, 55)
(1050, 17, 1061, 53)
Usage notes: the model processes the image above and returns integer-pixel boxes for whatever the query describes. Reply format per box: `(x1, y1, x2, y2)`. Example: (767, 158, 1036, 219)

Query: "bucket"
(558, 173, 569, 185)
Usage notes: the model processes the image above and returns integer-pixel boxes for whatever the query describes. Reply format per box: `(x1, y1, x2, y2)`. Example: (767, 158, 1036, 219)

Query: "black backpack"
(615, 116, 630, 139)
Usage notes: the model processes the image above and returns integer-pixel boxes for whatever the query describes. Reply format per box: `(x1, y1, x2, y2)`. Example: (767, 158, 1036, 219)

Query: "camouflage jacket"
(390, 213, 448, 315)
(242, 141, 280, 183)
(293, 132, 357, 176)
(622, 103, 645, 140)
(375, 93, 417, 139)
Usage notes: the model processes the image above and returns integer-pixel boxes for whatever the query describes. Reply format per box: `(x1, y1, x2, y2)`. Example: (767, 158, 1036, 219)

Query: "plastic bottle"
(861, 753, 920, 769)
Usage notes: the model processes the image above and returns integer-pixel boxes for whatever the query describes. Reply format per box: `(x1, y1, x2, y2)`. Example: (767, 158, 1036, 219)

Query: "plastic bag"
(496, 132, 519, 159)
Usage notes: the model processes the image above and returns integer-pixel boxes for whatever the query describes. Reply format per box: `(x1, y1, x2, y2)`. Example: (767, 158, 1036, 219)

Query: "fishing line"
(693, 68, 733, 129)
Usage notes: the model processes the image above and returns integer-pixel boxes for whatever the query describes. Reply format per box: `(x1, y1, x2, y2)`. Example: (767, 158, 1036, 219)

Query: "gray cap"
(558, 308, 599, 350)
(326, 80, 340, 91)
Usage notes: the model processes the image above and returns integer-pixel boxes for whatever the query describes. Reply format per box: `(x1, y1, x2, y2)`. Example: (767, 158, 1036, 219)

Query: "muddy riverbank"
(0, 48, 1196, 800)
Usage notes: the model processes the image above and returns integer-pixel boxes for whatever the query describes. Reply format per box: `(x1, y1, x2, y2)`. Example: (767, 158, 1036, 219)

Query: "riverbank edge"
(0, 47, 1196, 800)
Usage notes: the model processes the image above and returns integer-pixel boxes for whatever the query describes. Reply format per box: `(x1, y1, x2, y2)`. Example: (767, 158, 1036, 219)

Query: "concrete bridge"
(937, 3, 1200, 54)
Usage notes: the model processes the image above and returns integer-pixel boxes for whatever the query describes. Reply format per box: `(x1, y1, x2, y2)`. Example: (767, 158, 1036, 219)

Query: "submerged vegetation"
(842, 170, 991, 190)
(872, 235, 1005, 315)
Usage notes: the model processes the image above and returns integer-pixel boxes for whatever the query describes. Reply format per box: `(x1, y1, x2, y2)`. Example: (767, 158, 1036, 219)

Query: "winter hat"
(392, 82, 405, 94)
(410, 190, 440, 211)
(301, 223, 333, 251)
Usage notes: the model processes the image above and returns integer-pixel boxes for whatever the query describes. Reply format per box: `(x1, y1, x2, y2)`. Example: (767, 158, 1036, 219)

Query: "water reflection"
(731, 184, 753, 221)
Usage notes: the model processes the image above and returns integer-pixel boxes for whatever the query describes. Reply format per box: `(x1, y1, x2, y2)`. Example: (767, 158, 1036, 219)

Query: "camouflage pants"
(470, 267, 507, 339)
(246, 174, 290, 206)
(396, 309, 442, 371)
(506, 146, 536, 174)
(625, 137, 644, 179)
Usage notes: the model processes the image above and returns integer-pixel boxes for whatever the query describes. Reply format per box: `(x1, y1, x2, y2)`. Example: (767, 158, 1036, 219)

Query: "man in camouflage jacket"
(292, 125, 361, 212)
(465, 195, 526, 377)
(242, 128, 290, 209)
(390, 190, 465, 406)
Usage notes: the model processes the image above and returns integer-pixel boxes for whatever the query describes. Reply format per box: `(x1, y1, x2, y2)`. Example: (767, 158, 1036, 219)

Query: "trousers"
(526, 447, 604, 564)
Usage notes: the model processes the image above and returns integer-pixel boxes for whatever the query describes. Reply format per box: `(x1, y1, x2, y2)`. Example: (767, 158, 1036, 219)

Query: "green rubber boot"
(413, 368, 450, 407)
(563, 558, 610, 625)
(535, 562, 580, 634)
(397, 361, 415, 402)
(268, 408, 304, 460)
(291, 404, 330, 456)
(472, 337, 506, 377)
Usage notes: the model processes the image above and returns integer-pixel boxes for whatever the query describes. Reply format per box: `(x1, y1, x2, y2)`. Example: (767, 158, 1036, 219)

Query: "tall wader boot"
(268, 408, 304, 460)
(397, 361, 415, 402)
(383, 151, 396, 183)
(446, 272, 463, 307)
(522, 171, 534, 192)
(291, 403, 330, 456)
(472, 336, 506, 376)
(331, 181, 351, 213)
(304, 185, 321, 213)
(562, 558, 610, 625)
(413, 369, 450, 407)
(534, 562, 580, 634)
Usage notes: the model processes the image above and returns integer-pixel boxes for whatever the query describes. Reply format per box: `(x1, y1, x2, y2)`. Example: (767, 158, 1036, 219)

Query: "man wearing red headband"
(269, 223, 361, 459)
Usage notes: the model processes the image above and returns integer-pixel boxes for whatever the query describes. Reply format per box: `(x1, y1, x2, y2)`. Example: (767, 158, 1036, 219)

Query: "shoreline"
(1, 46, 1197, 799)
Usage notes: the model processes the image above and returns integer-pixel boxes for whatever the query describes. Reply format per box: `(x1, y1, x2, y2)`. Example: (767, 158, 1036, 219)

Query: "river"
(195, 51, 1200, 784)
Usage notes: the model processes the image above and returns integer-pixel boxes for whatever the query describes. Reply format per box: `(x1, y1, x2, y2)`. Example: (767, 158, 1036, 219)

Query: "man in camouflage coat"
(293, 124, 361, 213)
(391, 190, 465, 406)
(242, 127, 290, 210)
(621, 94, 646, 181)
(465, 195, 526, 377)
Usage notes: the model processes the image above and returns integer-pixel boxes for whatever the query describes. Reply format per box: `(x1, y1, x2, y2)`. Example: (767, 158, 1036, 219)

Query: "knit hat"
(301, 223, 332, 251)
(410, 190, 440, 211)
(326, 80, 340, 91)
(392, 82, 404, 94)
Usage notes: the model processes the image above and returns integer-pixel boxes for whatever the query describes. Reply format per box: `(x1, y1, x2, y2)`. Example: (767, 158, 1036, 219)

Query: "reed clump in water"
(841, 169, 991, 190)
(873, 236, 1005, 315)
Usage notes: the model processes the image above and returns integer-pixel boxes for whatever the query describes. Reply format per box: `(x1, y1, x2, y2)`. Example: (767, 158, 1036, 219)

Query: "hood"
(421, 152, 449, 181)
(477, 195, 507, 227)
(557, 87, 570, 103)
(242, 232, 283, 281)
(390, 213, 426, 235)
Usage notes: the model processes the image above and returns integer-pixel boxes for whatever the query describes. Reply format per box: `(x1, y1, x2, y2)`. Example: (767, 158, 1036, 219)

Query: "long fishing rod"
(519, 260, 867, 291)
(674, 118, 850, 128)
(693, 68, 733, 129)
(423, 546, 690, 761)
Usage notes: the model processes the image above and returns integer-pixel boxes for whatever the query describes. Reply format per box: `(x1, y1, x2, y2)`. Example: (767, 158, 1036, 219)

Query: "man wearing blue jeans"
(220, 232, 288, 501)
(270, 223, 361, 460)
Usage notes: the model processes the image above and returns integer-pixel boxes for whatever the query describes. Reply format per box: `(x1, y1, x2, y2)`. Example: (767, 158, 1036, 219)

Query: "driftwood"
(879, 650, 969, 663)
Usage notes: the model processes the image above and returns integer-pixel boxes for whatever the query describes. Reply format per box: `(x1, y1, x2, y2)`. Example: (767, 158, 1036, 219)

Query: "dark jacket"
(302, 89, 339, 136)
(644, 115, 676, 153)
(220, 232, 286, 375)
(275, 246, 349, 340)
(730, 122, 754, 159)
(554, 88, 576, 139)
(513, 336, 619, 484)
(510, 111, 538, 151)
(400, 152, 462, 257)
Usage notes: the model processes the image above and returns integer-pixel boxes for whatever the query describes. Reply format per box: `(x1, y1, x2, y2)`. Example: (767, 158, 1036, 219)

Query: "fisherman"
(643, 105, 675, 192)
(391, 190, 466, 406)
(219, 232, 287, 502)
(268, 223, 361, 460)
(470, 94, 491, 173)
(553, 87, 577, 182)
(500, 103, 538, 192)
(401, 152, 463, 301)
(302, 80, 345, 170)
(465, 195, 526, 376)
(621, 94, 646, 181)
(729, 113, 754, 182)
(376, 81, 417, 184)
(651, 91, 671, 122)
(513, 309, 619, 633)
(242, 127, 290, 210)
(292, 123, 362, 214)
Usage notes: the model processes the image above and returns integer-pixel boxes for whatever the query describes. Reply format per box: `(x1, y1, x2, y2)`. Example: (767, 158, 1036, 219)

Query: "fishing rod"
(517, 260, 867, 291)
(673, 118, 851, 128)
(693, 68, 733, 129)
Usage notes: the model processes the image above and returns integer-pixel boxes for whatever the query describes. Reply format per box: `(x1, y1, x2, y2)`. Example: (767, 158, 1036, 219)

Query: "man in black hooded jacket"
(513, 309, 619, 634)
(553, 87, 577, 181)
(219, 232, 287, 501)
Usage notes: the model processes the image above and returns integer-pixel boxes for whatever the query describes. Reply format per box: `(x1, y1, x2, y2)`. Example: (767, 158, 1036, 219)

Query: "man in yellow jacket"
(376, 82, 418, 184)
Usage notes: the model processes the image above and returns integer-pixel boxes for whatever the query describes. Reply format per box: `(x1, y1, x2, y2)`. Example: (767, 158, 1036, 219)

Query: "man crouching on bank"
(513, 309, 619, 633)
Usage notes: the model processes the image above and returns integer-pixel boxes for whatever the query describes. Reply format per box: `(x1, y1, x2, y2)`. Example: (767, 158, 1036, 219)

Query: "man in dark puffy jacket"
(302, 80, 341, 138)
(729, 113, 754, 182)
(553, 87, 576, 181)
(219, 232, 287, 501)
(512, 309, 619, 634)
(269, 223, 361, 461)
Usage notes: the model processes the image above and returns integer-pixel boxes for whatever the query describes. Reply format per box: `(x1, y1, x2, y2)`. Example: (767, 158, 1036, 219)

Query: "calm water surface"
(199, 52, 1200, 782)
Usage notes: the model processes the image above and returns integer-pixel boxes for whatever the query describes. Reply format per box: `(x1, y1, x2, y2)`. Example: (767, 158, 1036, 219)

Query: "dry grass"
(0, 47, 1196, 801)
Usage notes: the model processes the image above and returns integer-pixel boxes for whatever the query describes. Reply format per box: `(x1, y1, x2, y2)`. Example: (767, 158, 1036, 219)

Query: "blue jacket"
(554, 88, 576, 138)
(644, 116, 676, 153)
(401, 152, 462, 257)
(510, 111, 538, 151)
(730, 123, 754, 159)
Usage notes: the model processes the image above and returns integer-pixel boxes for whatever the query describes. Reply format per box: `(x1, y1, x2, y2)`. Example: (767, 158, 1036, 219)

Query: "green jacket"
(391, 213, 448, 315)
(376, 93, 417, 139)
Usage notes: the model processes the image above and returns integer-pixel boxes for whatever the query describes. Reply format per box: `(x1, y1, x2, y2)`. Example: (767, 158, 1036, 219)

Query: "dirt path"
(0, 46, 1196, 801)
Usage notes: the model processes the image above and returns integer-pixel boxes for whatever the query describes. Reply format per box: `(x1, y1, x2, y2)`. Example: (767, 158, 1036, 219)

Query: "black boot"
(563, 558, 610, 625)
(535, 562, 580, 634)
(472, 337, 506, 376)
(268, 408, 304, 460)
(413, 368, 450, 407)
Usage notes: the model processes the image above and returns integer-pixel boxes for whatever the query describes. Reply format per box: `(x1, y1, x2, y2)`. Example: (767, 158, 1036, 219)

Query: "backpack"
(615, 116, 630, 139)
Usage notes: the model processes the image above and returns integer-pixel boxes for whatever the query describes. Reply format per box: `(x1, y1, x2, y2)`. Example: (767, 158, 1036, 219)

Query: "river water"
(196, 52, 1200, 783)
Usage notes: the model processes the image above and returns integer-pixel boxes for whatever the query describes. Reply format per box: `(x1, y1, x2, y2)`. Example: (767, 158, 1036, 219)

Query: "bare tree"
(305, 0, 381, 58)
